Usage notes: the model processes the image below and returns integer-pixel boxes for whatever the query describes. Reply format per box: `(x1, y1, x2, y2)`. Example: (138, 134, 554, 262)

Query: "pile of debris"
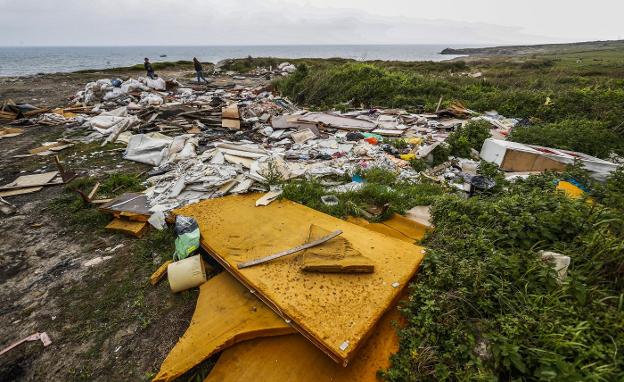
(3, 72, 620, 215)
(3, 69, 622, 379)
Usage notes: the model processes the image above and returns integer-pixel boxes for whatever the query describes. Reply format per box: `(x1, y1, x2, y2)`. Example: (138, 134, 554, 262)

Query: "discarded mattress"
(152, 272, 295, 382)
(174, 194, 425, 365)
(204, 297, 403, 382)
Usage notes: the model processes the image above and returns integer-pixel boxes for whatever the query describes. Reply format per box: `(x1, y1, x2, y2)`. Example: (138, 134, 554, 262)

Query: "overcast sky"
(1, 0, 622, 46)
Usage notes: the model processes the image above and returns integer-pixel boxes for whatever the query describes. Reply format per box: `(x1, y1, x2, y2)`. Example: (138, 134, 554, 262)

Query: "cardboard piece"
(152, 272, 295, 382)
(222, 104, 240, 130)
(174, 194, 424, 365)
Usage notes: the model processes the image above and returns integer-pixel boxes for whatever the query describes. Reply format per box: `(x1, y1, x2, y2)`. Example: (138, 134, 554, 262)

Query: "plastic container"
(167, 255, 207, 293)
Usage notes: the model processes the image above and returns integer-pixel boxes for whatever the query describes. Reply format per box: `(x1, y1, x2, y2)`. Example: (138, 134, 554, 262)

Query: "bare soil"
(0, 68, 266, 381)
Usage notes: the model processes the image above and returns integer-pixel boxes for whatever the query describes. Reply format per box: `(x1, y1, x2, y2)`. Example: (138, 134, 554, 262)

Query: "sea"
(0, 45, 467, 77)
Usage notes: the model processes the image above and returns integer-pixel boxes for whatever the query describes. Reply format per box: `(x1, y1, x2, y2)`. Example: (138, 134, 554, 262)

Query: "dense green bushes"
(381, 170, 624, 381)
(509, 119, 623, 158)
(447, 120, 492, 158)
(274, 61, 624, 138)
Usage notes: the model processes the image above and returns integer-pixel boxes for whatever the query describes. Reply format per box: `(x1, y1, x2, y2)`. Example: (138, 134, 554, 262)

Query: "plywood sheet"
(153, 272, 295, 382)
(105, 218, 147, 237)
(1, 171, 58, 189)
(302, 224, 374, 273)
(204, 299, 402, 382)
(346, 214, 428, 243)
(174, 194, 424, 364)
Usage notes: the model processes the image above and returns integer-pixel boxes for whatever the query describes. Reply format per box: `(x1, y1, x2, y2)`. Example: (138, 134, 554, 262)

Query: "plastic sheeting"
(124, 133, 197, 167)
(152, 272, 295, 382)
(174, 194, 425, 365)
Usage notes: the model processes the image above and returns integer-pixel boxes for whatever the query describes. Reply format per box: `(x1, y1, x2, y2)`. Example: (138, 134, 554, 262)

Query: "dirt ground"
(0, 68, 267, 381)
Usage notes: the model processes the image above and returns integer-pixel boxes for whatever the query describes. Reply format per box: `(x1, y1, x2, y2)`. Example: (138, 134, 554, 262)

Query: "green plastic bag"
(173, 216, 200, 261)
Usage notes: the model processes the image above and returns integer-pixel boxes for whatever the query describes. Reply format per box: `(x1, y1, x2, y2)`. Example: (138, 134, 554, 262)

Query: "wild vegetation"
(260, 50, 624, 158)
(250, 47, 624, 381)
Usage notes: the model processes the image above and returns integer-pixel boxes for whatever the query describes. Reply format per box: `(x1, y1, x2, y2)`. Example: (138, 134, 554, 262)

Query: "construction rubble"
(2, 71, 621, 381)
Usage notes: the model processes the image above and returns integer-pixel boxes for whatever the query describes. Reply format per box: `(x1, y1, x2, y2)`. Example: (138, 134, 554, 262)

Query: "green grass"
(282, 167, 444, 221)
(267, 52, 624, 156)
(49, 171, 147, 233)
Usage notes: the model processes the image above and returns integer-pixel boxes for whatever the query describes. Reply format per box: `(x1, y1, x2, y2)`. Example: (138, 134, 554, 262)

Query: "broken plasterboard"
(298, 112, 377, 131)
(152, 272, 295, 382)
(173, 194, 425, 365)
(99, 193, 151, 218)
(301, 224, 374, 273)
(290, 128, 317, 144)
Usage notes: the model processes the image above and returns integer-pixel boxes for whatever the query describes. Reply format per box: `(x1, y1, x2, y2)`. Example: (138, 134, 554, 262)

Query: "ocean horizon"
(0, 44, 470, 77)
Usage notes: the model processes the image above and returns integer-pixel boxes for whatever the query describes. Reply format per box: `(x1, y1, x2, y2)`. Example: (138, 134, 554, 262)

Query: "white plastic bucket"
(167, 255, 207, 293)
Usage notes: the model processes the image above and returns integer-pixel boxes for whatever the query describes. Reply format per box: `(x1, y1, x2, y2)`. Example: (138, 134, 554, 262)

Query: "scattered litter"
(0, 126, 23, 139)
(148, 211, 167, 230)
(84, 256, 112, 267)
(539, 251, 571, 282)
(320, 195, 339, 206)
(0, 171, 61, 197)
(173, 216, 200, 261)
(0, 332, 52, 357)
(0, 196, 16, 215)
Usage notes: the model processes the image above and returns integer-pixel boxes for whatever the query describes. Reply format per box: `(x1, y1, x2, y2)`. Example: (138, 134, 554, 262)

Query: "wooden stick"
(435, 96, 443, 112)
(237, 230, 343, 269)
(88, 182, 100, 201)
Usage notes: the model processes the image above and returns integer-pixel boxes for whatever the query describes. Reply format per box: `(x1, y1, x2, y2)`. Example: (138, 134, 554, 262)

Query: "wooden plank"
(0, 186, 43, 197)
(0, 171, 59, 191)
